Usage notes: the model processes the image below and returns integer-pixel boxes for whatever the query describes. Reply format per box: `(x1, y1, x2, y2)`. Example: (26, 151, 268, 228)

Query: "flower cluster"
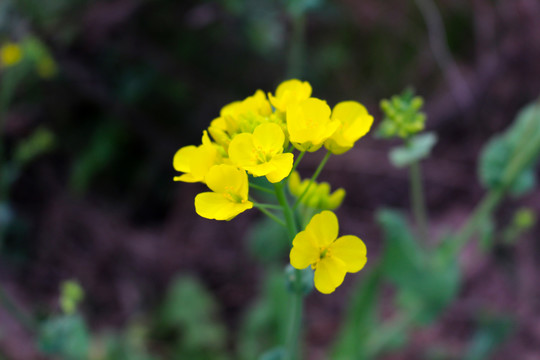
(174, 79, 373, 221)
(174, 79, 372, 293)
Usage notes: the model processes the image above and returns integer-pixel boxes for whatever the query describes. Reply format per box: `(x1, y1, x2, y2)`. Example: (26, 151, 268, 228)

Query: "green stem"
(291, 151, 305, 174)
(274, 182, 303, 360)
(293, 151, 331, 210)
(252, 203, 286, 227)
(409, 161, 428, 243)
(249, 182, 274, 195)
(0, 284, 37, 333)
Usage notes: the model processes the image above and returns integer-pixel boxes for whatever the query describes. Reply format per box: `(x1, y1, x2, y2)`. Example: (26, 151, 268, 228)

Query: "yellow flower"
(228, 123, 293, 183)
(290, 211, 367, 294)
(288, 171, 345, 210)
(269, 79, 312, 113)
(173, 131, 220, 183)
(195, 164, 253, 221)
(287, 98, 339, 152)
(0, 42, 23, 67)
(325, 101, 374, 155)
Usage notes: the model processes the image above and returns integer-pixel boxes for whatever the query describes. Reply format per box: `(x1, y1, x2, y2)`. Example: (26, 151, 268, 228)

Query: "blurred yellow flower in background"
(0, 42, 23, 68)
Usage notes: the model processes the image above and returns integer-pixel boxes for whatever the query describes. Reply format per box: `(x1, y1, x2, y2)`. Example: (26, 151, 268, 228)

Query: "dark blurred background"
(1, 0, 540, 359)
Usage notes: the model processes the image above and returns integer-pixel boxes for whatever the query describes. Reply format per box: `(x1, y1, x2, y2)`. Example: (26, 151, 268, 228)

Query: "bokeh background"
(1, 0, 540, 359)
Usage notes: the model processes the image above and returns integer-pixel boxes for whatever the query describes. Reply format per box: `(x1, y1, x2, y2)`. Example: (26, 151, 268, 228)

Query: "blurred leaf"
(463, 315, 513, 360)
(284, 264, 313, 295)
(246, 217, 288, 264)
(13, 127, 55, 165)
(238, 269, 289, 360)
(69, 121, 126, 194)
(331, 266, 382, 360)
(479, 102, 540, 196)
(389, 132, 437, 168)
(377, 210, 460, 324)
(157, 276, 228, 359)
(39, 314, 89, 360)
(258, 347, 286, 360)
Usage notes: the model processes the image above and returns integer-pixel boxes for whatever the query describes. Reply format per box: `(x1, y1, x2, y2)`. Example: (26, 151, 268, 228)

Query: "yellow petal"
(173, 145, 197, 173)
(195, 192, 253, 220)
(330, 235, 367, 273)
(205, 164, 248, 200)
(252, 123, 285, 155)
(269, 79, 312, 112)
(290, 230, 320, 269)
(314, 256, 347, 294)
(326, 188, 346, 210)
(229, 133, 257, 167)
(265, 153, 293, 183)
(288, 171, 302, 196)
(305, 211, 338, 247)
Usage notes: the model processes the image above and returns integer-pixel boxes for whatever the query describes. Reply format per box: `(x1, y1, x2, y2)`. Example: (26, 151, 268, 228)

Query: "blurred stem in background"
(409, 160, 428, 243)
(0, 285, 37, 333)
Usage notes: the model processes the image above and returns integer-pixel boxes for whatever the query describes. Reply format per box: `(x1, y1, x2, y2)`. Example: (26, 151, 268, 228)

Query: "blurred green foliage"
(479, 101, 540, 196)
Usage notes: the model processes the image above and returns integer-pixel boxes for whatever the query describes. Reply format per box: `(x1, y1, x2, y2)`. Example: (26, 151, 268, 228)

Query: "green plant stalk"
(252, 203, 286, 227)
(274, 182, 303, 360)
(291, 151, 306, 173)
(409, 160, 429, 243)
(249, 182, 274, 194)
(0, 284, 37, 333)
(293, 151, 331, 210)
(452, 125, 540, 253)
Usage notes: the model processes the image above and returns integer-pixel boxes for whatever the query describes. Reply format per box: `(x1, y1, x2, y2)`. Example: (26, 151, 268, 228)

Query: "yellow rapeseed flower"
(228, 123, 293, 183)
(195, 164, 253, 220)
(268, 79, 312, 113)
(287, 98, 339, 152)
(288, 171, 345, 210)
(173, 131, 221, 183)
(325, 101, 374, 155)
(0, 42, 23, 67)
(290, 211, 367, 294)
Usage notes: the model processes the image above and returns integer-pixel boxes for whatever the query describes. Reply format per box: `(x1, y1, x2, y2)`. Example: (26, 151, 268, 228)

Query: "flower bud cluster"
(377, 89, 426, 139)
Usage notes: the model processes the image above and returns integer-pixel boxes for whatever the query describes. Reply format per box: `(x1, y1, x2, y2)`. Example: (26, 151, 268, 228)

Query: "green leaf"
(38, 314, 89, 360)
(258, 347, 286, 360)
(464, 315, 513, 360)
(13, 128, 55, 166)
(284, 265, 313, 295)
(158, 276, 226, 353)
(389, 132, 437, 168)
(237, 269, 289, 360)
(479, 102, 540, 196)
(331, 266, 382, 360)
(377, 210, 460, 324)
(246, 217, 289, 264)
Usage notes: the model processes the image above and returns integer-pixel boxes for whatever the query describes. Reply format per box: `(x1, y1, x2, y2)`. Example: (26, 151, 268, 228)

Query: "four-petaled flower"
(325, 101, 374, 155)
(290, 211, 367, 294)
(287, 98, 340, 152)
(195, 164, 253, 220)
(228, 123, 293, 183)
(173, 131, 220, 183)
